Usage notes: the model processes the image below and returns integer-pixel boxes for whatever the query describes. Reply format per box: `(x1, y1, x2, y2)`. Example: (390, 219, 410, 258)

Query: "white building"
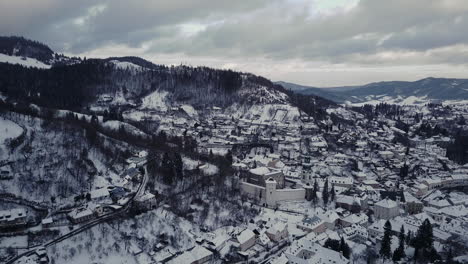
(241, 178, 307, 207)
(236, 229, 256, 251)
(285, 238, 349, 264)
(266, 222, 289, 242)
(170, 246, 213, 264)
(374, 198, 400, 220)
(0, 208, 27, 227)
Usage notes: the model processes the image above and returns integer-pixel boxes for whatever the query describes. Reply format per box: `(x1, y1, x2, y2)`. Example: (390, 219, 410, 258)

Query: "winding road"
(5, 158, 151, 264)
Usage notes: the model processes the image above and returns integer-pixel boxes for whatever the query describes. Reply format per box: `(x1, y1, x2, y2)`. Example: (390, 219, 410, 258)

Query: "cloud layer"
(1, 0, 467, 86)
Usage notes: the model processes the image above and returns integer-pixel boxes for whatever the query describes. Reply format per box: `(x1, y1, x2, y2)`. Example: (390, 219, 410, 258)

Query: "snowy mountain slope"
(0, 53, 51, 69)
(0, 36, 54, 64)
(0, 116, 23, 144)
(284, 77, 468, 104)
(140, 89, 169, 111)
(0, 36, 337, 128)
(109, 60, 144, 71)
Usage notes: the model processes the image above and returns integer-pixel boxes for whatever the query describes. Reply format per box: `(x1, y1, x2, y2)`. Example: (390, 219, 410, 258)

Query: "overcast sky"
(1, 0, 467, 87)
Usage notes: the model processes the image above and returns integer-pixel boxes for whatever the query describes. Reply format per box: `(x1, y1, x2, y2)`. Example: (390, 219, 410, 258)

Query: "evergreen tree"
(91, 114, 99, 126)
(322, 178, 329, 205)
(399, 163, 409, 180)
(85, 127, 97, 145)
(161, 152, 174, 185)
(340, 236, 351, 259)
(446, 248, 455, 264)
(324, 238, 341, 252)
(173, 152, 183, 179)
(413, 219, 435, 262)
(406, 230, 412, 245)
(380, 220, 392, 259)
(312, 179, 318, 207)
(392, 225, 406, 261)
(330, 183, 336, 201)
(225, 150, 233, 165)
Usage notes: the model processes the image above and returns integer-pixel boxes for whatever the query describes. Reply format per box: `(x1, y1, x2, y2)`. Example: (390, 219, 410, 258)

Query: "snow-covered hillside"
(109, 60, 144, 71)
(140, 90, 169, 111)
(0, 53, 51, 69)
(0, 117, 23, 144)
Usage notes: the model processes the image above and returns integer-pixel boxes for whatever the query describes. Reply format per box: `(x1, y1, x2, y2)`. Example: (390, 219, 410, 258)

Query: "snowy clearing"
(110, 60, 143, 71)
(0, 53, 51, 69)
(0, 117, 23, 144)
(141, 90, 169, 111)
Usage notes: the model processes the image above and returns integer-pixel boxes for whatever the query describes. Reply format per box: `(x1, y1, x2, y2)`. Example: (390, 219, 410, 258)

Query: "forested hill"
(0, 36, 54, 64)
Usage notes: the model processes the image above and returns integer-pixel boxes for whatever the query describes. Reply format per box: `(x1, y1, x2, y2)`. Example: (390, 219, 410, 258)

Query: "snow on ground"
(47, 208, 195, 264)
(183, 157, 219, 176)
(102, 120, 148, 138)
(0, 54, 51, 69)
(206, 147, 229, 156)
(200, 163, 219, 176)
(0, 235, 28, 248)
(110, 60, 143, 71)
(141, 90, 169, 111)
(0, 117, 23, 144)
(326, 107, 364, 120)
(180, 105, 197, 118)
(350, 95, 432, 106)
(183, 157, 200, 170)
(13, 255, 39, 264)
(234, 104, 301, 124)
(89, 150, 123, 188)
(55, 109, 103, 123)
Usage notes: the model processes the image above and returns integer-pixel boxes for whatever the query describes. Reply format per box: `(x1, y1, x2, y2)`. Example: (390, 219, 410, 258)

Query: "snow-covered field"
(140, 90, 169, 111)
(47, 208, 196, 264)
(110, 60, 143, 71)
(347, 94, 468, 106)
(0, 54, 51, 69)
(0, 117, 23, 144)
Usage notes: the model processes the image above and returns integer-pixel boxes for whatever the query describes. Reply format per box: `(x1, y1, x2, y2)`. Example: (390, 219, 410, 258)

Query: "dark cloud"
(1, 0, 467, 85)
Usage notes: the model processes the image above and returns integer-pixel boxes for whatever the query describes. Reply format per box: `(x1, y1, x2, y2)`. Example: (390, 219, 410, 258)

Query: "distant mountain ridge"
(279, 78, 468, 104)
(0, 36, 82, 66)
(0, 36, 54, 63)
(0, 36, 336, 122)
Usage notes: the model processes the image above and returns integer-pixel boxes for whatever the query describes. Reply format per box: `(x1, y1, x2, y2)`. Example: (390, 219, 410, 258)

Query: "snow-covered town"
(2, 2, 468, 263)
(2, 75, 468, 264)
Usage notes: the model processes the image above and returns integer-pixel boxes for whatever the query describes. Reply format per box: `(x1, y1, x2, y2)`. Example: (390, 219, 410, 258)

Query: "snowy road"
(6, 158, 153, 264)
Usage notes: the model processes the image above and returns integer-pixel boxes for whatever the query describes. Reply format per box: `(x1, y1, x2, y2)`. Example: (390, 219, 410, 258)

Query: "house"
(247, 167, 284, 188)
(285, 238, 349, 264)
(68, 207, 94, 223)
(342, 224, 368, 243)
(336, 194, 368, 213)
(340, 213, 368, 227)
(89, 188, 110, 202)
(235, 229, 256, 251)
(403, 191, 424, 214)
(170, 246, 213, 264)
(317, 210, 340, 230)
(35, 247, 49, 264)
(362, 179, 380, 188)
(205, 233, 230, 252)
(134, 192, 157, 211)
(297, 216, 326, 234)
(0, 208, 28, 227)
(374, 198, 400, 220)
(258, 232, 273, 247)
(41, 217, 54, 228)
(0, 168, 12, 179)
(329, 176, 354, 188)
(109, 186, 128, 201)
(266, 222, 288, 242)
